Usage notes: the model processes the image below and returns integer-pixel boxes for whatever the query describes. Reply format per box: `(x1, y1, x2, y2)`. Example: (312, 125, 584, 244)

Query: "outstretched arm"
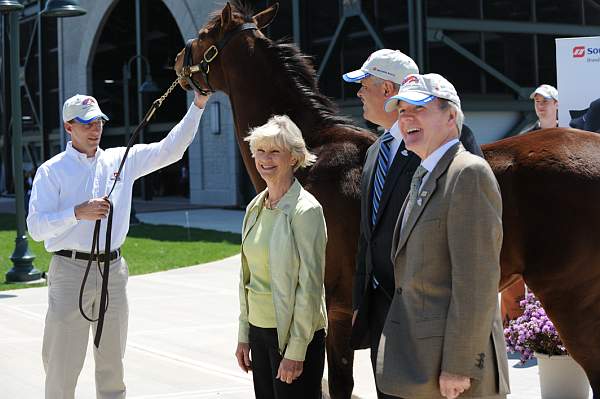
(127, 91, 210, 180)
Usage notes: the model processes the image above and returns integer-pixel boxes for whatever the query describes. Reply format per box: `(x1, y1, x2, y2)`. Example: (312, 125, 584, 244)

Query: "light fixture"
(139, 75, 160, 93)
(41, 0, 86, 18)
(0, 0, 23, 13)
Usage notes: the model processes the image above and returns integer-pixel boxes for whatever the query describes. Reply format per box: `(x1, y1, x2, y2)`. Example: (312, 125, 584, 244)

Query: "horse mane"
(263, 38, 361, 130)
(228, 0, 256, 21)
(206, 1, 363, 133)
(204, 1, 255, 31)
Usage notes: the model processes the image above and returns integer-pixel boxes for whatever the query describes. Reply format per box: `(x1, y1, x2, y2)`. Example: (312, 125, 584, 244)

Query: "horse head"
(173, 1, 279, 95)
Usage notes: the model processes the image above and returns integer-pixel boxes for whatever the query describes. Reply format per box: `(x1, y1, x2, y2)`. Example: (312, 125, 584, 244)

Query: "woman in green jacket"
(235, 115, 328, 399)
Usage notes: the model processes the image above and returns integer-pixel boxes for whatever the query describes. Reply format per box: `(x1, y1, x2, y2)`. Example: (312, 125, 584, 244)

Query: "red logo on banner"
(573, 46, 586, 58)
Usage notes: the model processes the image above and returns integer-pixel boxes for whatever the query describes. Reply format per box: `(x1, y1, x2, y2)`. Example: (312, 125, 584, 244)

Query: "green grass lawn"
(0, 213, 241, 291)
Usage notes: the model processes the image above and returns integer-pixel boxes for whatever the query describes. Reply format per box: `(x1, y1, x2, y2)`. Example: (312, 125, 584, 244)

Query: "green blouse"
(243, 204, 277, 328)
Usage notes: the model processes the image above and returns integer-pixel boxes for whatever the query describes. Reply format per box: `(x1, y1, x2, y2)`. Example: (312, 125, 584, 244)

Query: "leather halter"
(179, 23, 258, 95)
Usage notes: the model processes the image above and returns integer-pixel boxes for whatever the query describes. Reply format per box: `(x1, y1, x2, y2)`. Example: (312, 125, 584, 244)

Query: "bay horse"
(174, 1, 600, 397)
(175, 2, 373, 397)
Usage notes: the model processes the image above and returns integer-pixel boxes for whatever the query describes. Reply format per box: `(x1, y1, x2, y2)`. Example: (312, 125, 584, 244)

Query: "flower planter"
(535, 352, 590, 399)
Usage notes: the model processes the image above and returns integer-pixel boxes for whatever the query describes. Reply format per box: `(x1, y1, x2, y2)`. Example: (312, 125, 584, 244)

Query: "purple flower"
(503, 293, 568, 363)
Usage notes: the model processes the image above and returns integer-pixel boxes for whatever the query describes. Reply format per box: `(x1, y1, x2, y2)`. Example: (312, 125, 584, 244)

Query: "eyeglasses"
(70, 119, 105, 129)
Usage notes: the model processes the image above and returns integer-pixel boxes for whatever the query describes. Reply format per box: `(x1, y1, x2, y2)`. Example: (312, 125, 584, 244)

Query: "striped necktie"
(401, 165, 428, 230)
(371, 131, 394, 226)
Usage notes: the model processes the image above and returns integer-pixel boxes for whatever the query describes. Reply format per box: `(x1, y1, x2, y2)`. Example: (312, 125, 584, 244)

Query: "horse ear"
(253, 3, 279, 30)
(221, 2, 233, 30)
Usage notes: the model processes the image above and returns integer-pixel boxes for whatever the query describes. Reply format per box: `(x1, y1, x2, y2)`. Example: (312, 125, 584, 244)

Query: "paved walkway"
(0, 207, 592, 398)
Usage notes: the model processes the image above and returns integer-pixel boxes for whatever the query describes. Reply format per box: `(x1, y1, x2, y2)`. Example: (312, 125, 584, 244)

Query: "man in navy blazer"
(343, 50, 483, 398)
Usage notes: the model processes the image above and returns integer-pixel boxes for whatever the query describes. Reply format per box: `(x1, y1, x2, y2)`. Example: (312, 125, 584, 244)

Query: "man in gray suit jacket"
(343, 51, 484, 399)
(378, 73, 509, 399)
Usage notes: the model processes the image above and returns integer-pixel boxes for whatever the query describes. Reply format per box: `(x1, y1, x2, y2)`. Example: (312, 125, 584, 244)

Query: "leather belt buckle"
(55, 249, 120, 262)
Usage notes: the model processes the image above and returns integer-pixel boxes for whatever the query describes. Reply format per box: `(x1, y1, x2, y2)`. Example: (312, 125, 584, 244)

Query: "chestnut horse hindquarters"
(484, 128, 600, 396)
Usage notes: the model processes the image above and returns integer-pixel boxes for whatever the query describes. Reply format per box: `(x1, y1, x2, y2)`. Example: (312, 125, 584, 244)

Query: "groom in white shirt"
(27, 91, 209, 399)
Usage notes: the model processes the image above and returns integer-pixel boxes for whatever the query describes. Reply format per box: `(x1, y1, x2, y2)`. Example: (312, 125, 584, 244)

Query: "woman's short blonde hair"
(244, 115, 317, 171)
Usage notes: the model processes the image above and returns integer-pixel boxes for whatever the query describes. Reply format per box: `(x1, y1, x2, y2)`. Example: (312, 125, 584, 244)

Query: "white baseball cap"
(384, 73, 461, 112)
(62, 94, 109, 123)
(530, 84, 558, 101)
(342, 49, 419, 85)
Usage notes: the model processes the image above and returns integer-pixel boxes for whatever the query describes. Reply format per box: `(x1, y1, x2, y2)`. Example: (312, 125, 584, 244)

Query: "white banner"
(555, 36, 600, 131)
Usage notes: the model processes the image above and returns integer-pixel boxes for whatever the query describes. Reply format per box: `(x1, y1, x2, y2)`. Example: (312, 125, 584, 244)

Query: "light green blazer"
(238, 179, 328, 361)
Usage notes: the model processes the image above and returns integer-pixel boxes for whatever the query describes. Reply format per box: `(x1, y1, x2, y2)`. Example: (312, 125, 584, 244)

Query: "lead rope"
(79, 78, 181, 348)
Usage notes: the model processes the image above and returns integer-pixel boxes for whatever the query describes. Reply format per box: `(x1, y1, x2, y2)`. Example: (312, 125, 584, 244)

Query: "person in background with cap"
(342, 49, 482, 399)
(527, 84, 559, 132)
(376, 73, 509, 399)
(27, 91, 209, 399)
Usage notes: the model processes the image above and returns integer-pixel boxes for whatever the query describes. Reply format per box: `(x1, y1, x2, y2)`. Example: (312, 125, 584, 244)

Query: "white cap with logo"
(384, 73, 461, 112)
(342, 49, 419, 85)
(62, 94, 109, 123)
(529, 84, 558, 101)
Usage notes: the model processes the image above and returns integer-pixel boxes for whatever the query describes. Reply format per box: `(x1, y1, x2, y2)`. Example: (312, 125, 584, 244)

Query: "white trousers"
(43, 254, 129, 399)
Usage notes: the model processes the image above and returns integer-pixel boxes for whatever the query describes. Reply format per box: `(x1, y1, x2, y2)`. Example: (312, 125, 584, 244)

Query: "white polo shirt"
(27, 104, 203, 252)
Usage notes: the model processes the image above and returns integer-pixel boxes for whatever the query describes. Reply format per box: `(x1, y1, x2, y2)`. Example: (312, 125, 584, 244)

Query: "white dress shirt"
(400, 138, 459, 230)
(419, 138, 460, 189)
(27, 104, 203, 252)
(386, 121, 406, 167)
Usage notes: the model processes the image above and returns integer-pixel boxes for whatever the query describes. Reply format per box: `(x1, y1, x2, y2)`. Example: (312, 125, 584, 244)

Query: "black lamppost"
(2, 0, 86, 283)
(123, 55, 160, 143)
(123, 54, 160, 202)
(1, 1, 41, 282)
(40, 0, 85, 17)
(0, 1, 22, 12)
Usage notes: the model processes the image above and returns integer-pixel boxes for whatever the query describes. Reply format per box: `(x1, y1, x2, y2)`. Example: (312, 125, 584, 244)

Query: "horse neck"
(228, 74, 323, 138)
(222, 43, 328, 190)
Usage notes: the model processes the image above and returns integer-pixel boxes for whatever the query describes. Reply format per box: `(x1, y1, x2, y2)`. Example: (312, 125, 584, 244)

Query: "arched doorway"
(90, 0, 188, 200)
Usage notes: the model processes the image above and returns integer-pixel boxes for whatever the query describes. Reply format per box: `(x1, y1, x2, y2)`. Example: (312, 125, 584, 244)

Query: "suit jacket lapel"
(394, 143, 463, 258)
(374, 146, 414, 228)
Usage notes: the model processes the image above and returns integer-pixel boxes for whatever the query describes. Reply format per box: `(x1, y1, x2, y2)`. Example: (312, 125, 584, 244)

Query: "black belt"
(55, 249, 120, 263)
